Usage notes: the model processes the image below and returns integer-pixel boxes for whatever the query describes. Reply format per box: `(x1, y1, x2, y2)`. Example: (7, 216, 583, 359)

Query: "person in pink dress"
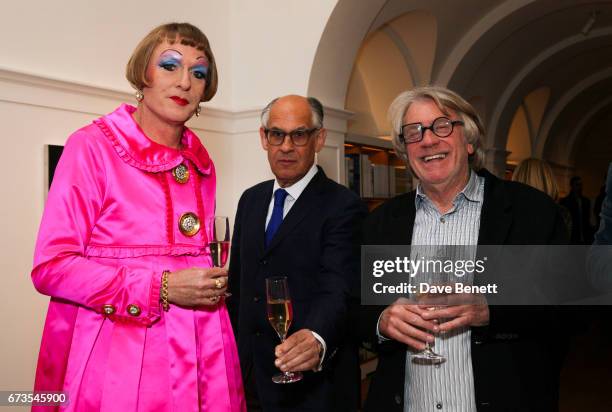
(31, 22, 245, 411)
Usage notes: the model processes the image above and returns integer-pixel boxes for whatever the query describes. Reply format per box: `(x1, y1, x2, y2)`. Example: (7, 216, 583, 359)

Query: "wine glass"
(209, 216, 231, 297)
(412, 293, 446, 363)
(266, 276, 303, 384)
(411, 252, 449, 364)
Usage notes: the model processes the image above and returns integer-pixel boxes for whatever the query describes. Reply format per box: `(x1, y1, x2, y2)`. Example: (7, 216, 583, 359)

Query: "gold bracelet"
(161, 270, 170, 312)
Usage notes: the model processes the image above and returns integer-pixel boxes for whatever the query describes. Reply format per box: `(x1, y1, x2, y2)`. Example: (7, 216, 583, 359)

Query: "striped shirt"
(404, 170, 484, 412)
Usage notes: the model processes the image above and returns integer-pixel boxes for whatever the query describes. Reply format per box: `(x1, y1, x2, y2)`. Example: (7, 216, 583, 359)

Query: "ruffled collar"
(94, 103, 212, 174)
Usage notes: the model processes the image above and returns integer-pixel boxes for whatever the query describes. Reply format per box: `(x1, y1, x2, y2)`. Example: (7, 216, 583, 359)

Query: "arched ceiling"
(545, 75, 612, 164)
(506, 87, 551, 164)
(344, 10, 436, 138)
(573, 107, 612, 196)
(453, 0, 612, 168)
(523, 87, 550, 143)
(310, 0, 612, 181)
(384, 11, 437, 86)
(507, 105, 532, 162)
(346, 30, 414, 136)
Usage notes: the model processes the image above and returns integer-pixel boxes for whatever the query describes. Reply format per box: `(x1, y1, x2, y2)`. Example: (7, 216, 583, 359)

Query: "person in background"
(561, 175, 594, 244)
(512, 157, 572, 235)
(588, 162, 612, 290)
(31, 22, 245, 411)
(594, 175, 606, 229)
(227, 95, 366, 411)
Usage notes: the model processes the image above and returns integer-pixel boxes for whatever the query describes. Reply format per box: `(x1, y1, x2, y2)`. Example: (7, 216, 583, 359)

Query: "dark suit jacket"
(361, 169, 568, 412)
(228, 166, 367, 411)
(560, 192, 593, 244)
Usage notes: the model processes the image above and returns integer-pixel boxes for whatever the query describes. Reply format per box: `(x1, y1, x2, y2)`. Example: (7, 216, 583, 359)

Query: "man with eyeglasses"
(228, 95, 366, 411)
(360, 86, 567, 411)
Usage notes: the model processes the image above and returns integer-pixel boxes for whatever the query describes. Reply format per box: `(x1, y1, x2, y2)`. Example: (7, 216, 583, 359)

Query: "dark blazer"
(228, 166, 367, 412)
(361, 169, 568, 412)
(560, 192, 593, 244)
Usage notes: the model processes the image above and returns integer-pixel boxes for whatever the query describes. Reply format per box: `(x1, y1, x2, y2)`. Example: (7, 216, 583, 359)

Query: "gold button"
(127, 304, 141, 316)
(172, 164, 189, 184)
(102, 304, 116, 315)
(179, 212, 200, 236)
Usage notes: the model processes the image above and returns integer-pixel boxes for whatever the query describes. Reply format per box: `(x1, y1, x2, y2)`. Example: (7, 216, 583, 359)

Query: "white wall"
(0, 0, 346, 394)
(0, 70, 127, 396)
(229, 0, 337, 109)
(0, 100, 98, 394)
(0, 0, 233, 108)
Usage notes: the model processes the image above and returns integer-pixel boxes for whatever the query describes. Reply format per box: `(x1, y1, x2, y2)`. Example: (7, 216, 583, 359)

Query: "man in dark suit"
(228, 95, 366, 411)
(561, 176, 593, 244)
(361, 86, 567, 411)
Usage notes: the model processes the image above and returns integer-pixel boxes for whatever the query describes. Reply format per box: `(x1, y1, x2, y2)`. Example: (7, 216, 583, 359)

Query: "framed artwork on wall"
(46, 144, 64, 188)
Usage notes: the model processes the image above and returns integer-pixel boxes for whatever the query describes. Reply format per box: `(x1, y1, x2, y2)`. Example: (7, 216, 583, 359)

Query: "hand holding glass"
(209, 216, 231, 297)
(266, 276, 303, 384)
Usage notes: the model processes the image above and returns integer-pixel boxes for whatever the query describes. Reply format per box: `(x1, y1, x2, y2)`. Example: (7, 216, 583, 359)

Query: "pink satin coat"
(31, 104, 245, 412)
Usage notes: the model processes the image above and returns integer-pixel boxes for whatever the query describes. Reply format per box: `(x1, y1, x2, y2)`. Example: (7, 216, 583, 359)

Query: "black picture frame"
(47, 145, 64, 188)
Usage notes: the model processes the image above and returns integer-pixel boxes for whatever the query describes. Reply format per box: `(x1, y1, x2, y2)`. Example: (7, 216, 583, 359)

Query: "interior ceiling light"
(582, 10, 600, 36)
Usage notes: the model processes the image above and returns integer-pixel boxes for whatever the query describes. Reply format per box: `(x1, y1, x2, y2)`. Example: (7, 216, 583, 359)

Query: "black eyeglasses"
(264, 128, 319, 146)
(398, 117, 464, 144)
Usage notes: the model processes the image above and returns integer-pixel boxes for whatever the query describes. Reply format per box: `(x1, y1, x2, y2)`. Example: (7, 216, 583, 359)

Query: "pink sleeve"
(31, 131, 161, 326)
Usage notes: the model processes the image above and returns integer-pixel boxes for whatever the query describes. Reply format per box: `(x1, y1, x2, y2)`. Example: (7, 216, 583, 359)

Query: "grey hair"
(260, 96, 324, 129)
(388, 86, 485, 173)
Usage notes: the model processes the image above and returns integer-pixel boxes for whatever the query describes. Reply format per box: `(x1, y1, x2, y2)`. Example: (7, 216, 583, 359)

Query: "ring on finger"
(214, 278, 224, 289)
(209, 295, 219, 303)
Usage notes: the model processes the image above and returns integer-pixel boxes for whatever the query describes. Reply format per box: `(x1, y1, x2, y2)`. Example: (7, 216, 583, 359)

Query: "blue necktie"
(265, 189, 288, 247)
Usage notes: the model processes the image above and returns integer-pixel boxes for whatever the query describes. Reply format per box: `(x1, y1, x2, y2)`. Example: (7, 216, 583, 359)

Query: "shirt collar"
(272, 163, 318, 200)
(415, 169, 482, 209)
(94, 103, 212, 174)
(460, 170, 483, 202)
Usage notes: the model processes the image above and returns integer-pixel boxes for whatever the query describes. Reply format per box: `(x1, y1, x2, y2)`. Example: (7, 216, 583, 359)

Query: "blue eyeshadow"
(192, 65, 208, 76)
(158, 57, 181, 67)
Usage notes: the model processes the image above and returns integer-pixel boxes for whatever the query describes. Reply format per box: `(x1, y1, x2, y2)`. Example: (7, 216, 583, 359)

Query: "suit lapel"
(477, 169, 512, 245)
(392, 192, 416, 245)
(254, 181, 274, 258)
(264, 168, 325, 254)
(474, 169, 512, 288)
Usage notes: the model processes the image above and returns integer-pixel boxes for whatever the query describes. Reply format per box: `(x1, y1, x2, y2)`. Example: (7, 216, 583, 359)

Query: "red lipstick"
(170, 96, 189, 106)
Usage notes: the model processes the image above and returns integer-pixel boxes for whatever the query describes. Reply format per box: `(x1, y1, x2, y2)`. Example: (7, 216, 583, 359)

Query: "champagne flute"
(266, 276, 303, 384)
(209, 216, 231, 297)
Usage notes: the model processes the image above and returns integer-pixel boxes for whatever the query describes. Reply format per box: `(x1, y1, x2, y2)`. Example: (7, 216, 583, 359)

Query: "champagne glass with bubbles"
(266, 276, 303, 384)
(209, 216, 231, 297)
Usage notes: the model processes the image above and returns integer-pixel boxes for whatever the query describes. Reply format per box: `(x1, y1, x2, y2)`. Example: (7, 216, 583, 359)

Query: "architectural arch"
(505, 86, 550, 164)
(435, 0, 535, 86)
(536, 67, 612, 157)
(488, 28, 612, 152)
(307, 0, 388, 109)
(562, 97, 612, 165)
